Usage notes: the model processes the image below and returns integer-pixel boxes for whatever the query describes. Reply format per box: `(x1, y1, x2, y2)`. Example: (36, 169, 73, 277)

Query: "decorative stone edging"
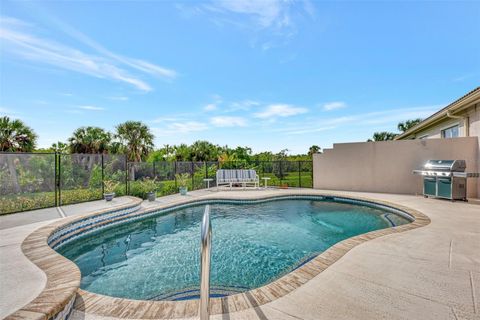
(8, 192, 430, 320)
(5, 196, 143, 320)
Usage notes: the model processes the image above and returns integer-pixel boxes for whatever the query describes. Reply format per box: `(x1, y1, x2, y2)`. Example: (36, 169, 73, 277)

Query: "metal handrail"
(199, 205, 212, 320)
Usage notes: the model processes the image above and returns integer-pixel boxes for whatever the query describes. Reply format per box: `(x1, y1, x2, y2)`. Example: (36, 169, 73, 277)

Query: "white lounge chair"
(216, 169, 259, 189)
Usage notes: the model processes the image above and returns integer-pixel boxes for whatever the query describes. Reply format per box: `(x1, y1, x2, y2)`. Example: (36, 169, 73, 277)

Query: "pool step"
(149, 286, 249, 301)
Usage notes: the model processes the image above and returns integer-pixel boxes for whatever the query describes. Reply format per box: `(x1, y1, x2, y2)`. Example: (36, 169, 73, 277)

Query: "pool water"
(57, 199, 409, 300)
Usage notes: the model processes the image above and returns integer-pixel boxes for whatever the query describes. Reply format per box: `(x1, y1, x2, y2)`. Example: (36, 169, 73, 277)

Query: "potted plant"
(175, 173, 190, 195)
(104, 180, 119, 201)
(141, 177, 158, 202)
(280, 182, 289, 189)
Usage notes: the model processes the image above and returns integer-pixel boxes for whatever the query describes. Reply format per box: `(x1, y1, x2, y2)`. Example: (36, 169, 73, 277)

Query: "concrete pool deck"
(1, 189, 479, 320)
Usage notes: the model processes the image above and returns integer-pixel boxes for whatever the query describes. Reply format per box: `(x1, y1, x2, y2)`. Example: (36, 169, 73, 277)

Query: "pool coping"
(7, 191, 430, 320)
(4, 196, 143, 320)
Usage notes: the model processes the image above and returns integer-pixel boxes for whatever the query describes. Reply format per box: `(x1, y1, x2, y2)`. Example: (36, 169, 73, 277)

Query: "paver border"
(7, 191, 430, 320)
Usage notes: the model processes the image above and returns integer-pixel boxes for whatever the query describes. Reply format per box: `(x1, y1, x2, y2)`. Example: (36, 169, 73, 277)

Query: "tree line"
(0, 116, 321, 162)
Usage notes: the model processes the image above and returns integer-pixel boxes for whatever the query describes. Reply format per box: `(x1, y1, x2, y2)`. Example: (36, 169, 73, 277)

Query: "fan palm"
(115, 121, 154, 162)
(398, 118, 423, 133)
(0, 116, 37, 152)
(308, 145, 321, 156)
(174, 144, 191, 161)
(190, 140, 219, 161)
(0, 117, 37, 193)
(68, 127, 111, 154)
(369, 131, 397, 141)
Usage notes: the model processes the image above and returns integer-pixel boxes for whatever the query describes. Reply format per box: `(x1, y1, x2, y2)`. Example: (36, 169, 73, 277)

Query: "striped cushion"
(216, 169, 258, 183)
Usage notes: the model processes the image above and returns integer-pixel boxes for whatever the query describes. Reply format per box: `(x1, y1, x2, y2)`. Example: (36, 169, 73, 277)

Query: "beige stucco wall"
(313, 137, 479, 198)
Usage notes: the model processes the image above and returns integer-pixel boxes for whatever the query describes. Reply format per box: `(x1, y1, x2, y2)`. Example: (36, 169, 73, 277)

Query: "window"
(441, 125, 459, 138)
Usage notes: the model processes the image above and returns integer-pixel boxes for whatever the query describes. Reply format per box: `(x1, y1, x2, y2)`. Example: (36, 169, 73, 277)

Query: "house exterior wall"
(313, 137, 479, 199)
(402, 102, 479, 141)
(468, 102, 480, 141)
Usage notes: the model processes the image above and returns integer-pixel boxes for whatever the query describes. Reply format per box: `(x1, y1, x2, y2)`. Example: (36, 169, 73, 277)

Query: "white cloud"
(12, 10, 178, 80)
(210, 116, 247, 127)
(167, 121, 208, 133)
(152, 117, 183, 124)
(288, 126, 336, 135)
(322, 101, 347, 111)
(109, 96, 129, 101)
(228, 99, 259, 111)
(78, 105, 104, 111)
(204, 103, 217, 111)
(0, 16, 31, 27)
(213, 0, 288, 28)
(193, 1, 314, 50)
(278, 105, 441, 135)
(126, 59, 177, 79)
(0, 16, 177, 91)
(212, 94, 223, 102)
(254, 104, 308, 119)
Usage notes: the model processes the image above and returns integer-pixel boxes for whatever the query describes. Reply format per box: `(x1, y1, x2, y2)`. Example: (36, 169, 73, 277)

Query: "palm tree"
(190, 140, 219, 162)
(398, 118, 423, 133)
(50, 141, 68, 153)
(0, 116, 37, 152)
(174, 144, 191, 161)
(67, 127, 112, 187)
(68, 126, 111, 154)
(308, 145, 321, 157)
(0, 116, 37, 193)
(115, 121, 154, 162)
(369, 131, 397, 141)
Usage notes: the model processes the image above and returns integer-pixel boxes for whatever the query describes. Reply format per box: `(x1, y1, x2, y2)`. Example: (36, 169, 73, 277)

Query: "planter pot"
(280, 184, 288, 189)
(104, 192, 115, 201)
(147, 192, 156, 202)
(179, 186, 188, 195)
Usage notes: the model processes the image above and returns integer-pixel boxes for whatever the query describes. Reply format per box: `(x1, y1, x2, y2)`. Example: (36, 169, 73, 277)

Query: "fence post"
(58, 154, 62, 206)
(280, 161, 283, 185)
(153, 161, 156, 178)
(125, 156, 128, 195)
(174, 162, 177, 189)
(101, 154, 105, 196)
(298, 161, 301, 188)
(54, 153, 58, 207)
(191, 162, 195, 190)
(205, 162, 208, 180)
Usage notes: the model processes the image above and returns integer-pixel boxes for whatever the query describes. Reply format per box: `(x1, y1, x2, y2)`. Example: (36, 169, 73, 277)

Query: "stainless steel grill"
(413, 160, 479, 201)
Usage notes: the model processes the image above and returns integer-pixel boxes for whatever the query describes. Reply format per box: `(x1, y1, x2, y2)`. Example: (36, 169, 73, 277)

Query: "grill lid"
(423, 160, 466, 172)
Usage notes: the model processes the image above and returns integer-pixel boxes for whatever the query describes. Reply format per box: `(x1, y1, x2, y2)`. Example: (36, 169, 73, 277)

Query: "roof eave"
(395, 87, 480, 140)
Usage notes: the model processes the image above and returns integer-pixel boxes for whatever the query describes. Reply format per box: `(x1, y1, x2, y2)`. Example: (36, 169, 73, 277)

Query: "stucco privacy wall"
(313, 137, 479, 198)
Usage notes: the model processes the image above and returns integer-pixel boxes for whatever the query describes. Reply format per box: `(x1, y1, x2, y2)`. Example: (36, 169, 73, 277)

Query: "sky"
(0, 0, 479, 154)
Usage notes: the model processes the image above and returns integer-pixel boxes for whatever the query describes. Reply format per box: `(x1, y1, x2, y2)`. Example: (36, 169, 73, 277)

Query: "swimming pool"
(56, 197, 410, 301)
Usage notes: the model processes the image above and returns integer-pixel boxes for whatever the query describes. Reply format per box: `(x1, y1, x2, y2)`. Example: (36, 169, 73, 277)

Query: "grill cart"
(413, 160, 479, 201)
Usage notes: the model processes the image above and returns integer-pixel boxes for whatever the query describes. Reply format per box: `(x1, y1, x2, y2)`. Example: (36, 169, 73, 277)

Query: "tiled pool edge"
(8, 191, 430, 320)
(4, 196, 143, 320)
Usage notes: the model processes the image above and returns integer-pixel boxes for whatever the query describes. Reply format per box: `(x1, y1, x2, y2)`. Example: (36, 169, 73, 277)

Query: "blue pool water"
(57, 199, 409, 300)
